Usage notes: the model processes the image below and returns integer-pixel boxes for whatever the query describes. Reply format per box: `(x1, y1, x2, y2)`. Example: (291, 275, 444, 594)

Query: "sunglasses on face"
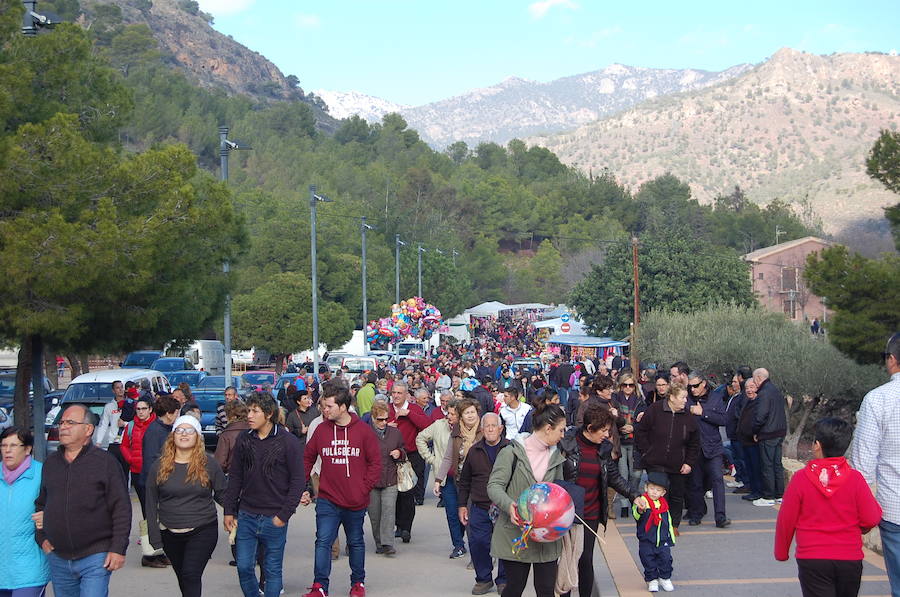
(621, 383, 635, 387)
(688, 382, 703, 389)
(375, 417, 389, 421)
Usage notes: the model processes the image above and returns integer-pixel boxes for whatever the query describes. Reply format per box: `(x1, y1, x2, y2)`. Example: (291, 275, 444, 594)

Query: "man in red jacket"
(774, 417, 882, 597)
(301, 381, 381, 597)
(387, 381, 431, 541)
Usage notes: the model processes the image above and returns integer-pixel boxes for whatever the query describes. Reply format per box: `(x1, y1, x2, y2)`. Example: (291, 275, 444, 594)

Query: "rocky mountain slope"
(79, 0, 336, 128)
(529, 49, 900, 250)
(319, 63, 752, 147)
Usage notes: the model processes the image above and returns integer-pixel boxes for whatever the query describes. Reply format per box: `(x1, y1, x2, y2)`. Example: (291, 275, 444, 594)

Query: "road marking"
(676, 575, 889, 586)
(678, 528, 774, 535)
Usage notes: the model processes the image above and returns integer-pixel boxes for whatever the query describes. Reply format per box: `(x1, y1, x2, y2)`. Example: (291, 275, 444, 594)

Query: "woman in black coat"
(634, 382, 699, 532)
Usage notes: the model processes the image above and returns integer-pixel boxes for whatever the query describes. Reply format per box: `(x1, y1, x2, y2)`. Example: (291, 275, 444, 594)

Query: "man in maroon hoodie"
(387, 380, 431, 541)
(774, 417, 882, 597)
(301, 381, 381, 597)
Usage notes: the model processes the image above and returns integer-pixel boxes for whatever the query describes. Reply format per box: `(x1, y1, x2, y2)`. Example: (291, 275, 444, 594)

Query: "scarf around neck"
(642, 492, 669, 532)
(3, 454, 32, 486)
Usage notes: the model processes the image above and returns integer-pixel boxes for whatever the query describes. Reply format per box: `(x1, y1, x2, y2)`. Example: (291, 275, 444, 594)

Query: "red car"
(241, 370, 277, 392)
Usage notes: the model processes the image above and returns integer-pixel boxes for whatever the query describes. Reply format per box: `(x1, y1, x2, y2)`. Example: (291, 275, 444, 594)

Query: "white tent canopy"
(464, 301, 508, 317)
(533, 317, 587, 335)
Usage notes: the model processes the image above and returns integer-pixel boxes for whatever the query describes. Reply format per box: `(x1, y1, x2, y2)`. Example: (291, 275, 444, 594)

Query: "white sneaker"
(659, 578, 674, 592)
(753, 497, 776, 507)
(725, 480, 744, 488)
(775, 498, 783, 504)
(648, 579, 659, 592)
(705, 490, 713, 499)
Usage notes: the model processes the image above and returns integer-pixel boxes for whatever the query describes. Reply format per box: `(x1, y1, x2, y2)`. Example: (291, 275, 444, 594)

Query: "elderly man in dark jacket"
(458, 413, 509, 595)
(751, 368, 787, 506)
(635, 382, 700, 531)
(685, 372, 730, 528)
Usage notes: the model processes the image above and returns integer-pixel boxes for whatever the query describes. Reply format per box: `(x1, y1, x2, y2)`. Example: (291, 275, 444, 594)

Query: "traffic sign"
(560, 322, 571, 333)
(560, 313, 570, 323)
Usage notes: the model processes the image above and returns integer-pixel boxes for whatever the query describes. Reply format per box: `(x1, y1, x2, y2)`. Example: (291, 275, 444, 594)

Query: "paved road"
(46, 473, 892, 597)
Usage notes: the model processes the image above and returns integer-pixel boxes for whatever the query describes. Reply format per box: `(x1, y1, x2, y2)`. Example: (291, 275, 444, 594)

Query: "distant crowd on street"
(3, 319, 899, 597)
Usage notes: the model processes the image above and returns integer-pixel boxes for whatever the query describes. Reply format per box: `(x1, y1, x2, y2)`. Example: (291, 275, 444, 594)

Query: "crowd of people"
(2, 326, 899, 597)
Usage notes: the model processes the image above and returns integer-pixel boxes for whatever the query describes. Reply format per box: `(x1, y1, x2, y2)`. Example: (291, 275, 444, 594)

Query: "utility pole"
(775, 224, 784, 246)
(361, 217, 373, 355)
(309, 186, 331, 377)
(395, 234, 406, 304)
(631, 236, 640, 373)
(417, 244, 426, 297)
(218, 125, 251, 388)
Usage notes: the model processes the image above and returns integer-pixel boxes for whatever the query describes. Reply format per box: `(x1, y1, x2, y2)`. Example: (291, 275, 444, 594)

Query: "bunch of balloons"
(511, 482, 575, 554)
(365, 297, 443, 349)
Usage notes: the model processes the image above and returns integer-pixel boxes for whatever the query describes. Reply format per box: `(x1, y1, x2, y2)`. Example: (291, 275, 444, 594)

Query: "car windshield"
(243, 373, 272, 384)
(0, 375, 16, 394)
(152, 359, 186, 372)
(167, 372, 202, 387)
(343, 359, 374, 372)
(63, 383, 116, 401)
(326, 355, 345, 368)
(123, 352, 159, 367)
(197, 376, 225, 389)
(52, 403, 106, 425)
(397, 344, 423, 356)
(192, 398, 221, 413)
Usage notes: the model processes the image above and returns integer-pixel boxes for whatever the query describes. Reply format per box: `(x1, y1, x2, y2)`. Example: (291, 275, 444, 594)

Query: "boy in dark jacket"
(633, 471, 675, 593)
(774, 418, 882, 597)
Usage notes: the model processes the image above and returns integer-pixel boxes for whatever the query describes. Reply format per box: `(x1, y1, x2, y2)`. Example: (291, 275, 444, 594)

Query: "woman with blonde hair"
(613, 371, 645, 517)
(146, 416, 227, 597)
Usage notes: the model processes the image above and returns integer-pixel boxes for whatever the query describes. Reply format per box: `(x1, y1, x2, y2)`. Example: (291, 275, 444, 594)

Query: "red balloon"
(516, 482, 575, 543)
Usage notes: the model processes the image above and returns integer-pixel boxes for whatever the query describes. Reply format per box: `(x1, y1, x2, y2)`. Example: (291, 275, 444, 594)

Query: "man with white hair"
(850, 332, 900, 596)
(750, 368, 787, 507)
(457, 412, 509, 595)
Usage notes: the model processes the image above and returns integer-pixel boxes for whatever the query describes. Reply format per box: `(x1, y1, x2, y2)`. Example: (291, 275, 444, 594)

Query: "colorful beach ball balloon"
(516, 482, 575, 543)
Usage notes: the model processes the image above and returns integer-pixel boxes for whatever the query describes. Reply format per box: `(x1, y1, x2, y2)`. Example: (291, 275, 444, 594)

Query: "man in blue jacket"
(685, 372, 730, 528)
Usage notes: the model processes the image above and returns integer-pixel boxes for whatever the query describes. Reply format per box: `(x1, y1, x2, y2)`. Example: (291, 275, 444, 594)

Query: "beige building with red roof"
(742, 236, 833, 323)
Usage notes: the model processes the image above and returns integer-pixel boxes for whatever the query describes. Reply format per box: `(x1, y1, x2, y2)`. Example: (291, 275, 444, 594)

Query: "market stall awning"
(464, 301, 508, 317)
(543, 334, 629, 348)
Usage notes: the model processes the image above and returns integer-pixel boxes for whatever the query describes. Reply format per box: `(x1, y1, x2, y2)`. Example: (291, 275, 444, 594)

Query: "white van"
(46, 369, 173, 449)
(165, 340, 226, 375)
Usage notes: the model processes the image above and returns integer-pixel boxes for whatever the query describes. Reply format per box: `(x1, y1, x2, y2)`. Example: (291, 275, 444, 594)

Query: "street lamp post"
(22, 1, 57, 36)
(219, 125, 251, 389)
(417, 245, 426, 298)
(395, 234, 406, 304)
(361, 217, 374, 355)
(310, 185, 331, 377)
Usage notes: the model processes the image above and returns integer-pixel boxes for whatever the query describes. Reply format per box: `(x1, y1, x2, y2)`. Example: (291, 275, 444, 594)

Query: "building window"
(781, 267, 798, 291)
(758, 272, 764, 280)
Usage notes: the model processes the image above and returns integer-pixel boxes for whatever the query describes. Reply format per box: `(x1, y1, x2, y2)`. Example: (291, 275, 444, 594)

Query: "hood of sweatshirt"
(804, 456, 852, 498)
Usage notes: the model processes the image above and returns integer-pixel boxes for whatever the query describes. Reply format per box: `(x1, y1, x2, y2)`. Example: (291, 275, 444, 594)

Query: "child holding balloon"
(633, 471, 675, 592)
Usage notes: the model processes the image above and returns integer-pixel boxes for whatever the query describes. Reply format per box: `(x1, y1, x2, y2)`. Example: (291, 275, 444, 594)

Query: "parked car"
(150, 357, 194, 373)
(341, 356, 378, 376)
(165, 370, 209, 388)
(120, 350, 163, 368)
(274, 373, 307, 393)
(0, 372, 65, 414)
(47, 369, 172, 451)
(511, 358, 544, 375)
(191, 375, 251, 402)
(164, 340, 226, 375)
(193, 397, 221, 451)
(325, 352, 351, 372)
(0, 406, 12, 432)
(368, 350, 395, 365)
(241, 371, 277, 392)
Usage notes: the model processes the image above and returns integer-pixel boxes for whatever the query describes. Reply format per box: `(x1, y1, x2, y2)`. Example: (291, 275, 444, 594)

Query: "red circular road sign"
(560, 322, 571, 333)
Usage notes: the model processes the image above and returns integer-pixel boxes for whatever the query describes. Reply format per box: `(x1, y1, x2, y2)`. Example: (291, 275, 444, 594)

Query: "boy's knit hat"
(646, 471, 670, 490)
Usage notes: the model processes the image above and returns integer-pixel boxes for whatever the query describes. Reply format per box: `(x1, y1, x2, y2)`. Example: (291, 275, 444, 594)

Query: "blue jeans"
(441, 477, 465, 549)
(725, 439, 747, 484)
(0, 586, 47, 597)
(314, 498, 366, 593)
(235, 511, 288, 597)
(467, 505, 506, 585)
(879, 519, 900, 597)
(743, 442, 764, 497)
(46, 551, 110, 597)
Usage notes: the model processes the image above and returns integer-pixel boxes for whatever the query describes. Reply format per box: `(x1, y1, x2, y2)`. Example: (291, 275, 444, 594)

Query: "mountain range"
(318, 64, 754, 148)
(529, 48, 900, 249)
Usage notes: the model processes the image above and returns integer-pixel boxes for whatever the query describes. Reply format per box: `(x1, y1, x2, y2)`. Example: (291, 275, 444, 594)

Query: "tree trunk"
(45, 349, 58, 389)
(274, 354, 285, 376)
(13, 337, 33, 429)
(80, 355, 90, 374)
(783, 398, 815, 460)
(66, 354, 82, 378)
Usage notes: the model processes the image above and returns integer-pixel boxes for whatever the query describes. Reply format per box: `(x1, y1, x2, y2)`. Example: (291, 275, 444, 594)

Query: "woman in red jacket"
(121, 398, 157, 516)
